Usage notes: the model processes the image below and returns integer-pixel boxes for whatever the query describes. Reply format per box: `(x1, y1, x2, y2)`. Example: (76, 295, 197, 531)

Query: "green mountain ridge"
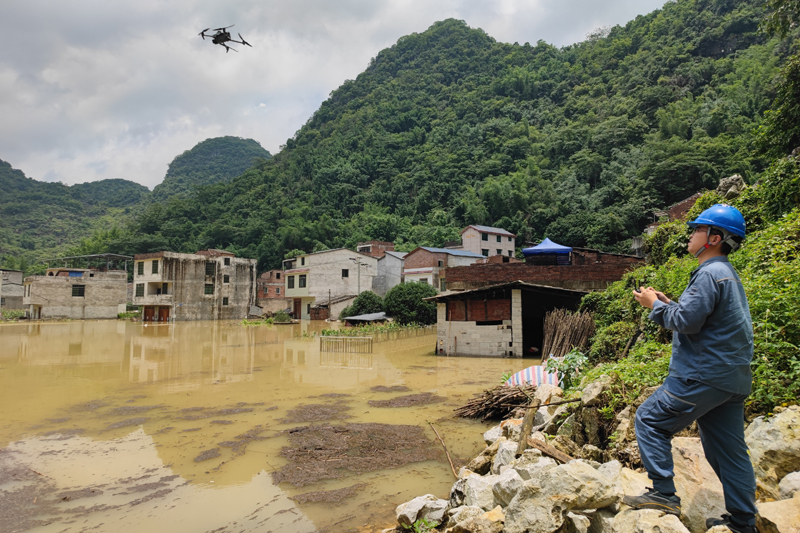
(109, 0, 792, 270)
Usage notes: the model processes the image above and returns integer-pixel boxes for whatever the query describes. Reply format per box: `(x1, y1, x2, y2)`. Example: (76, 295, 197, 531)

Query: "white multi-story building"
(458, 225, 516, 258)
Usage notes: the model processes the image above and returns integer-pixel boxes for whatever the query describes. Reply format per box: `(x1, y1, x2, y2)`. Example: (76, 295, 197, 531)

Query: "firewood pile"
(541, 309, 595, 361)
(454, 384, 536, 420)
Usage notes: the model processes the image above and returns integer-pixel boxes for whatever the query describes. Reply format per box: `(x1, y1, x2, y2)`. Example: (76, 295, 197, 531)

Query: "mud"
(194, 448, 221, 462)
(367, 393, 445, 408)
(279, 403, 353, 423)
(107, 417, 149, 430)
(211, 419, 235, 425)
(218, 425, 271, 456)
(272, 423, 441, 487)
(291, 483, 369, 504)
(108, 405, 165, 416)
(58, 488, 104, 501)
(72, 400, 108, 411)
(370, 386, 411, 393)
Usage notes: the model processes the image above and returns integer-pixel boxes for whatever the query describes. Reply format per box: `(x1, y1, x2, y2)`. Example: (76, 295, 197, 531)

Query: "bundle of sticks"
(541, 309, 595, 361)
(454, 384, 536, 420)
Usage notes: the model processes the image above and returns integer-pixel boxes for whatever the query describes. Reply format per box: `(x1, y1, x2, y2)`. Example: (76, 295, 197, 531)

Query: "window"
(419, 278, 429, 284)
(224, 257, 231, 266)
(306, 303, 311, 314)
(299, 274, 306, 288)
(223, 297, 229, 306)
(162, 283, 168, 294)
(152, 260, 158, 274)
(481, 233, 488, 241)
(481, 249, 489, 257)
(276, 287, 281, 295)
(497, 249, 502, 255)
(288, 276, 295, 289)
(135, 284, 144, 297)
(496, 235, 502, 243)
(508, 250, 513, 257)
(342, 269, 349, 278)
(204, 284, 214, 295)
(137, 262, 144, 276)
(508, 236, 512, 242)
(437, 260, 443, 267)
(72, 285, 85, 297)
(440, 279, 446, 291)
(205, 262, 215, 276)
(223, 275, 230, 284)
(301, 257, 305, 266)
(276, 272, 281, 279)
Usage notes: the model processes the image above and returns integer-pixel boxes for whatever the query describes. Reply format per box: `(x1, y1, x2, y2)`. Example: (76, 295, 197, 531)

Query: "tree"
(340, 291, 383, 319)
(384, 282, 438, 325)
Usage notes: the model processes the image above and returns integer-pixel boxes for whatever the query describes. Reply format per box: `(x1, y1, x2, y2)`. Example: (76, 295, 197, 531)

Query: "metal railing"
(320, 336, 373, 354)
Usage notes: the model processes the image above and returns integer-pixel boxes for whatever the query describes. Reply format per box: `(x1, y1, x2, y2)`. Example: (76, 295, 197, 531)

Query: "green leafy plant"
(402, 517, 440, 533)
(273, 310, 291, 323)
(545, 348, 588, 391)
(383, 282, 438, 325)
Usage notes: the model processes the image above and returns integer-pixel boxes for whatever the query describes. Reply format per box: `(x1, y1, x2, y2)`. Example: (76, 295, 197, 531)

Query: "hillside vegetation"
(92, 0, 795, 270)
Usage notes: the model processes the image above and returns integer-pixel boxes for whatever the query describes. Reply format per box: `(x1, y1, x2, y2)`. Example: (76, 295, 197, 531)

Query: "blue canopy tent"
(522, 238, 573, 265)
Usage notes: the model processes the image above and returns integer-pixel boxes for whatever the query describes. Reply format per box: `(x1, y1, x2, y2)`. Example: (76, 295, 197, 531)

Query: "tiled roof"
(420, 247, 484, 258)
(461, 225, 516, 236)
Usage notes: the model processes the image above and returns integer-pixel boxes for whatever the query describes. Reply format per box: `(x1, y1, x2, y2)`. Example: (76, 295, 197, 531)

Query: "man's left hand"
(633, 286, 658, 309)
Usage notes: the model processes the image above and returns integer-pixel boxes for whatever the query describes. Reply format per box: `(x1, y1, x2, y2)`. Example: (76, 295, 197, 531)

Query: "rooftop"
(461, 225, 516, 237)
(418, 247, 484, 258)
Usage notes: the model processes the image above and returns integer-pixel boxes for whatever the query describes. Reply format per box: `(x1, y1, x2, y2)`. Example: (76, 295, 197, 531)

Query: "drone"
(198, 25, 252, 53)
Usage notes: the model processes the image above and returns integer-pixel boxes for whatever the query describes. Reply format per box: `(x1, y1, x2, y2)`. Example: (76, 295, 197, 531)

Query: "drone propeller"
(238, 33, 252, 47)
(199, 28, 210, 39)
(213, 24, 234, 31)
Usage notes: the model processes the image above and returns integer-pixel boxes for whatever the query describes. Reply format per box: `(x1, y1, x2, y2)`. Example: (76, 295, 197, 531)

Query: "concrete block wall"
(436, 303, 515, 357)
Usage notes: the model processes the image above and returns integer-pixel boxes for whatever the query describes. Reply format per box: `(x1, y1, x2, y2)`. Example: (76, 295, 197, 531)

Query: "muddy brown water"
(0, 320, 531, 533)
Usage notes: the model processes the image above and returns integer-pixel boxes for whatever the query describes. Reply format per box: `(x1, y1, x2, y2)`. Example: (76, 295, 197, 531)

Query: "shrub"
(340, 291, 383, 319)
(384, 282, 438, 325)
(588, 321, 638, 363)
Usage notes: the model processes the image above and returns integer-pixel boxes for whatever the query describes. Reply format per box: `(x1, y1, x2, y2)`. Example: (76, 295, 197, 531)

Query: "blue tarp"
(522, 238, 573, 257)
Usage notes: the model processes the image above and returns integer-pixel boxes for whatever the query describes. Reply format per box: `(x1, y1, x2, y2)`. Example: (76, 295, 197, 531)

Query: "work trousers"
(634, 375, 757, 525)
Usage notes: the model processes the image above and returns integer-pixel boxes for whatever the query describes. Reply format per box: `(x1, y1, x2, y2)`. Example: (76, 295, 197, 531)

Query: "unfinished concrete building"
(23, 268, 127, 319)
(256, 269, 290, 315)
(132, 250, 257, 321)
(1, 269, 24, 310)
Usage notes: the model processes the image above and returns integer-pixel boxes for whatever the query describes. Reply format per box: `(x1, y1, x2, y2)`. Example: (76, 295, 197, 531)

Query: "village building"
(132, 249, 257, 322)
(356, 240, 396, 258)
(443, 239, 643, 292)
(282, 248, 378, 320)
(454, 225, 516, 258)
(402, 247, 484, 291)
(23, 267, 128, 320)
(1, 269, 24, 309)
(428, 281, 585, 357)
(256, 269, 290, 315)
(373, 251, 407, 297)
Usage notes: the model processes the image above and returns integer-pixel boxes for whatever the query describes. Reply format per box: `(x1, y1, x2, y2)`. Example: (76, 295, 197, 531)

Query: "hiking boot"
(705, 514, 756, 533)
(622, 487, 681, 516)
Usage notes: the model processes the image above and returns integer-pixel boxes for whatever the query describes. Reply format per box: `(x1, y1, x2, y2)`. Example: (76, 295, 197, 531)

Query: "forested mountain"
(102, 0, 793, 270)
(0, 136, 271, 270)
(151, 137, 271, 201)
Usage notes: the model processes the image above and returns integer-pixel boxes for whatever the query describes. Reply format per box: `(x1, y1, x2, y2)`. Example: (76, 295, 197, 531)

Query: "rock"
(557, 413, 580, 438)
(467, 438, 507, 476)
(633, 386, 659, 408)
(670, 437, 725, 533)
(716, 174, 746, 200)
(581, 375, 611, 407)
(462, 473, 500, 511)
(616, 441, 642, 468)
(492, 468, 524, 507)
(551, 435, 581, 458)
(746, 405, 800, 500)
(504, 480, 570, 533)
(581, 444, 604, 463)
(446, 506, 484, 529)
(543, 404, 572, 434)
(582, 407, 601, 446)
(587, 507, 616, 533)
(502, 418, 524, 441)
(537, 459, 621, 510)
(491, 440, 519, 474)
(449, 506, 505, 533)
(535, 383, 564, 404)
(396, 494, 449, 528)
(483, 425, 503, 446)
(756, 492, 800, 533)
(530, 430, 548, 443)
(511, 453, 557, 481)
(612, 508, 690, 533)
(458, 467, 476, 478)
(780, 471, 800, 500)
(613, 406, 635, 444)
(564, 512, 591, 533)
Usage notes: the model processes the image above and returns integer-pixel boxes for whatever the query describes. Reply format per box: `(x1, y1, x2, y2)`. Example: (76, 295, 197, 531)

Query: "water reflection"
(0, 320, 529, 533)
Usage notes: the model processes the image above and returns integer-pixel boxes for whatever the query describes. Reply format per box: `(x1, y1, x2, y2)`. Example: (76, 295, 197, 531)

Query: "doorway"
(143, 306, 156, 322)
(158, 307, 170, 322)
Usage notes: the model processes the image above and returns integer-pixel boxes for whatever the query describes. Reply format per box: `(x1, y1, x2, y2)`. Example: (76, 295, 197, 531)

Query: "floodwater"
(0, 320, 531, 533)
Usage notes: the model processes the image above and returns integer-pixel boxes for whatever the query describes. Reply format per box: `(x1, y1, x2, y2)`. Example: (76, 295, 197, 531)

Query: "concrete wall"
(373, 254, 404, 297)
(436, 302, 515, 357)
(133, 252, 257, 321)
(24, 270, 127, 319)
(461, 227, 515, 257)
(257, 298, 291, 315)
(1, 270, 24, 309)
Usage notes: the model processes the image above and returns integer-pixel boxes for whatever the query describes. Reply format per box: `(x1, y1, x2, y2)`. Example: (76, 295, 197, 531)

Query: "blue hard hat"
(687, 204, 746, 238)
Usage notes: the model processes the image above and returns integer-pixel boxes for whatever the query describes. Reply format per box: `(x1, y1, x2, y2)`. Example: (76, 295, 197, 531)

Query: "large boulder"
(543, 404, 572, 434)
(780, 472, 800, 500)
(445, 506, 484, 529)
(491, 440, 519, 474)
(581, 375, 611, 407)
(756, 492, 800, 533)
(746, 406, 800, 500)
(502, 418, 524, 441)
(564, 512, 591, 533)
(483, 425, 503, 446)
(467, 438, 507, 476)
(492, 468, 525, 507)
(612, 508, 690, 533)
(461, 473, 500, 511)
(671, 437, 725, 533)
(537, 460, 621, 510)
(511, 453, 557, 481)
(535, 383, 564, 404)
(582, 408, 602, 446)
(504, 480, 571, 533)
(449, 506, 505, 533)
(396, 494, 449, 528)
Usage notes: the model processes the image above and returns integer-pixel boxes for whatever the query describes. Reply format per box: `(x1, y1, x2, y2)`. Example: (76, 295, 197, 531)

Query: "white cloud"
(0, 0, 667, 189)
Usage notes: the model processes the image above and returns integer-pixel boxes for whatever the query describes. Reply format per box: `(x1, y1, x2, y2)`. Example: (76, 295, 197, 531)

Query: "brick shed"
(427, 281, 586, 358)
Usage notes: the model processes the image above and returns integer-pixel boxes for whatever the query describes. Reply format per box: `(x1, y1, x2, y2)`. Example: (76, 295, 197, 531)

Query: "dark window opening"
(497, 249, 502, 255)
(137, 262, 144, 275)
(481, 233, 488, 241)
(223, 297, 229, 306)
(508, 236, 512, 242)
(152, 260, 158, 274)
(224, 257, 231, 266)
(508, 250, 513, 257)
(162, 283, 168, 294)
(288, 276, 295, 289)
(223, 275, 230, 284)
(135, 284, 144, 297)
(204, 284, 214, 295)
(276, 272, 281, 279)
(299, 275, 306, 288)
(205, 262, 215, 276)
(481, 249, 489, 257)
(342, 269, 349, 278)
(72, 285, 85, 297)
(496, 235, 502, 242)
(437, 260, 443, 267)
(276, 287, 281, 295)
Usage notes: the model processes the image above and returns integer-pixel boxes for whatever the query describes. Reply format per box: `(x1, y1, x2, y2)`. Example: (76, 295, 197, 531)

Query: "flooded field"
(0, 320, 531, 533)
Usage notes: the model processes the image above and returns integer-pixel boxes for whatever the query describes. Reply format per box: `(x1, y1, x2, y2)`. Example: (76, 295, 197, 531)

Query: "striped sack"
(504, 365, 559, 387)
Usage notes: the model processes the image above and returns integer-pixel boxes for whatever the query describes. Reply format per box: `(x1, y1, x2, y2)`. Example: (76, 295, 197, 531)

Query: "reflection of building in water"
(280, 339, 381, 387)
(128, 324, 257, 389)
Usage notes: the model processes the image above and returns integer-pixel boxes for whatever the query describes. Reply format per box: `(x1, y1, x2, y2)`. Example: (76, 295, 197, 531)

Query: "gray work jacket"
(649, 256, 753, 395)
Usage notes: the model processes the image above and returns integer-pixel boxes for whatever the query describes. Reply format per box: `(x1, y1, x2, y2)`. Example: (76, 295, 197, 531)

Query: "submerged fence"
(320, 336, 374, 354)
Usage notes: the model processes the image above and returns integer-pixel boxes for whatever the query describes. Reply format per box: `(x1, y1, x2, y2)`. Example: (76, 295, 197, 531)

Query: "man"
(624, 204, 757, 533)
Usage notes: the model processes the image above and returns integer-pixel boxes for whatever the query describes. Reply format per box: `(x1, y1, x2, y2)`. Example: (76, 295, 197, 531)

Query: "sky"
(1, 0, 668, 190)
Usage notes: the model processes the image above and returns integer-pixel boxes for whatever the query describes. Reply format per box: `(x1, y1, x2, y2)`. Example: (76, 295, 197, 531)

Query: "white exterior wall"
(461, 228, 515, 258)
(435, 301, 514, 357)
(373, 254, 404, 297)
